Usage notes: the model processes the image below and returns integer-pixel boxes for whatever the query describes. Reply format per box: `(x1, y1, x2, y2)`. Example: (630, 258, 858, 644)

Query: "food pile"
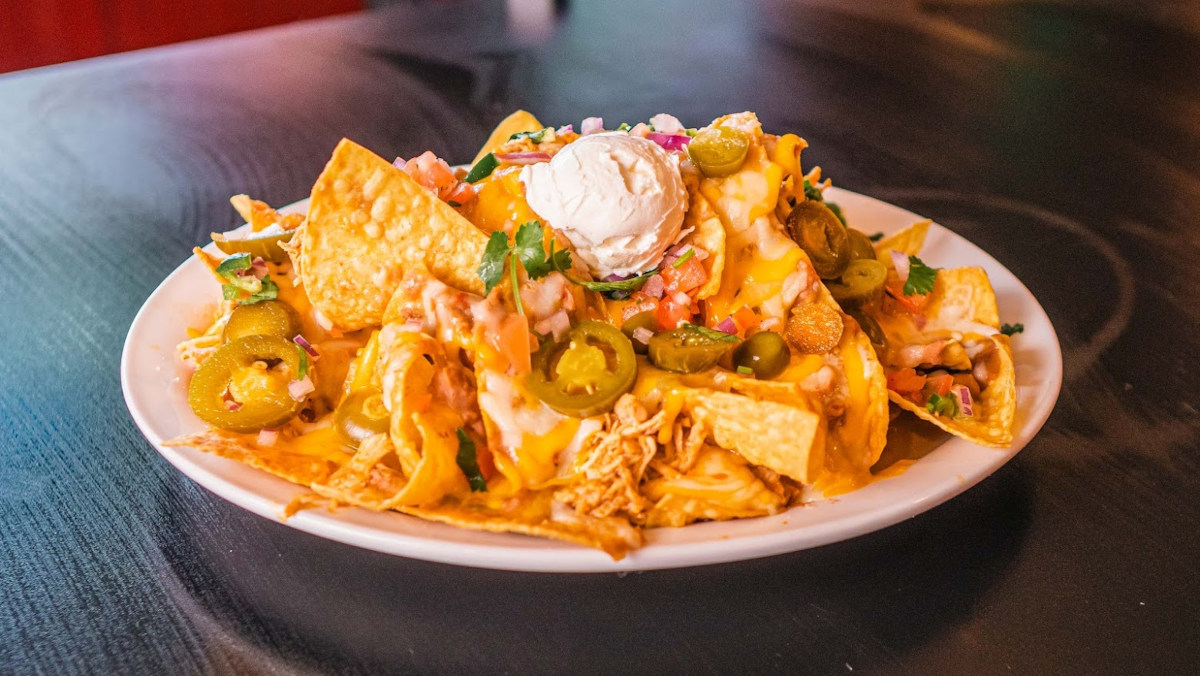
(168, 111, 1018, 558)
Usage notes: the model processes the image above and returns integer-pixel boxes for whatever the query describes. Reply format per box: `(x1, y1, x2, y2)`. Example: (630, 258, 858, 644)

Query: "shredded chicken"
(555, 395, 665, 522)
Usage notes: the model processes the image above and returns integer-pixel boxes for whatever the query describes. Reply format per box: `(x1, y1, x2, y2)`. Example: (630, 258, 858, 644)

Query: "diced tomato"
(446, 180, 476, 206)
(886, 283, 928, 314)
(887, 368, 927, 395)
(475, 442, 497, 480)
(925, 373, 954, 397)
(497, 314, 532, 375)
(660, 256, 707, 294)
(621, 295, 659, 321)
(656, 296, 693, 330)
(732, 305, 759, 333)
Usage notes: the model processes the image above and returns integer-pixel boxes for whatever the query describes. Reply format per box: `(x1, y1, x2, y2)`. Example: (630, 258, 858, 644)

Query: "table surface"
(3, 1, 1198, 673)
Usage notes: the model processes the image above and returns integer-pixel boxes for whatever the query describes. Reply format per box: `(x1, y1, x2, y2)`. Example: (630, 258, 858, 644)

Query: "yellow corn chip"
(472, 110, 543, 165)
(924, 267, 1000, 330)
(875, 220, 931, 260)
(642, 446, 788, 527)
(682, 389, 823, 484)
(299, 139, 487, 330)
(681, 191, 726, 299)
(164, 429, 339, 487)
(889, 336, 1016, 447)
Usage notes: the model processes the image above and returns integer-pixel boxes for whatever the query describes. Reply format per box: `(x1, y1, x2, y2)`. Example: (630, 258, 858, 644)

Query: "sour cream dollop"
(520, 132, 688, 279)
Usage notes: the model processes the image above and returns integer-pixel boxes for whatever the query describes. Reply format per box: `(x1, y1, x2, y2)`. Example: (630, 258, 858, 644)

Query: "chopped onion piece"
(759, 317, 781, 331)
(581, 117, 604, 135)
(293, 335, 319, 358)
(890, 250, 911, 283)
(649, 114, 685, 134)
(534, 310, 571, 341)
(671, 291, 690, 306)
(716, 317, 737, 334)
(643, 274, 665, 299)
(631, 327, 654, 345)
(392, 157, 407, 170)
(556, 124, 574, 134)
(313, 309, 333, 332)
(257, 429, 279, 447)
(288, 376, 315, 401)
(954, 386, 975, 417)
(226, 401, 242, 411)
(496, 151, 552, 165)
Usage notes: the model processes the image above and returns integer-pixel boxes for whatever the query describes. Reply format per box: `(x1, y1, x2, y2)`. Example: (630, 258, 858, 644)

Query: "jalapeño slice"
(525, 321, 637, 417)
(188, 334, 306, 432)
(687, 127, 751, 178)
(212, 230, 294, 263)
(648, 323, 739, 374)
(786, 200, 849, 279)
(333, 387, 390, 449)
(222, 300, 303, 342)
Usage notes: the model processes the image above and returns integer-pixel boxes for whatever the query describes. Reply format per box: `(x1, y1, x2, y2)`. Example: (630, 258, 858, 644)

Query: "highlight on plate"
(166, 110, 1019, 559)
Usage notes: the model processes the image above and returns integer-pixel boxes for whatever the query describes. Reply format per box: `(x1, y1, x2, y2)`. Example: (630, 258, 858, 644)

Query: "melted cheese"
(466, 166, 541, 235)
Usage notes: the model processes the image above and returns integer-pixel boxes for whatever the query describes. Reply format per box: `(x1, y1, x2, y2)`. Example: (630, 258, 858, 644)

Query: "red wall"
(0, 1, 364, 73)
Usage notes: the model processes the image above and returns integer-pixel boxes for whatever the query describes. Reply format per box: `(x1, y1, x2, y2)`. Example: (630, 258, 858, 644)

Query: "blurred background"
(5, 0, 1200, 75)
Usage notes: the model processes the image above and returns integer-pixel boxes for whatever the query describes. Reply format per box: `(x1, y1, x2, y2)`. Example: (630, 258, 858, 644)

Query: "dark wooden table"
(3, 1, 1197, 673)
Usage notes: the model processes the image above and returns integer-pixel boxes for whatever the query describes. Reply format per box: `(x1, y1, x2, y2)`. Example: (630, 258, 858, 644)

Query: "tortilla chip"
(405, 489, 643, 560)
(299, 139, 487, 330)
(642, 446, 788, 527)
(229, 194, 305, 232)
(165, 428, 338, 487)
(682, 389, 823, 484)
(925, 267, 1000, 330)
(472, 110, 543, 165)
(682, 192, 725, 299)
(889, 336, 1016, 447)
(875, 220, 931, 260)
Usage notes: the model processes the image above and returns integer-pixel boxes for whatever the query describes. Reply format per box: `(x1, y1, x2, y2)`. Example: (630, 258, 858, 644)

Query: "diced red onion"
(647, 132, 691, 152)
(392, 157, 407, 169)
(257, 429, 278, 447)
(226, 401, 242, 412)
(643, 274, 665, 299)
(631, 327, 654, 345)
(954, 386, 974, 417)
(759, 317, 781, 331)
(288, 377, 315, 401)
(890, 250, 911, 283)
(581, 117, 604, 135)
(556, 124, 574, 134)
(534, 310, 571, 341)
(671, 291, 690, 306)
(293, 335, 320, 358)
(716, 317, 737, 334)
(496, 152, 552, 165)
(604, 272, 634, 282)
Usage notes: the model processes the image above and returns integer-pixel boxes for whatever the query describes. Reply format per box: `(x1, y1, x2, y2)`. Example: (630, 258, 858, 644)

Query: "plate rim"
(120, 187, 1062, 573)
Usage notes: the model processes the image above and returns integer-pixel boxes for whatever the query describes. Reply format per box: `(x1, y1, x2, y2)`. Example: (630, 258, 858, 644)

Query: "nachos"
(167, 110, 1015, 559)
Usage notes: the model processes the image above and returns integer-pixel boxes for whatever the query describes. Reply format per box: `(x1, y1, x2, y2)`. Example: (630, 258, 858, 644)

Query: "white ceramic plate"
(121, 188, 1061, 572)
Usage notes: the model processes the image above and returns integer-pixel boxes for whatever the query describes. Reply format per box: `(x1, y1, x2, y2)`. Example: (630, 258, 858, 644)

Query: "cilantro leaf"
(616, 122, 632, 131)
(544, 242, 655, 296)
(508, 128, 548, 143)
(672, 249, 696, 268)
(802, 179, 823, 202)
(455, 429, 487, 492)
(478, 231, 510, 295)
(926, 393, 958, 417)
(682, 323, 740, 344)
(514, 221, 552, 277)
(295, 344, 309, 380)
(903, 256, 938, 296)
(1001, 323, 1025, 336)
(826, 201, 847, 226)
(464, 153, 499, 183)
(241, 276, 279, 305)
(868, 232, 884, 242)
